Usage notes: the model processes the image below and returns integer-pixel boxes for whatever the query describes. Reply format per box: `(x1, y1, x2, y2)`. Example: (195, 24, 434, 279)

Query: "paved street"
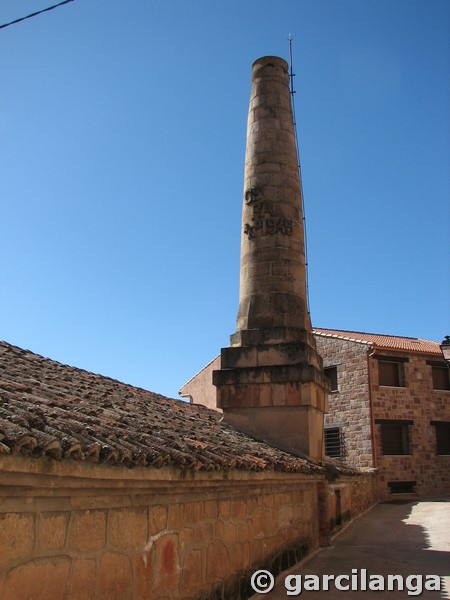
(251, 499, 450, 599)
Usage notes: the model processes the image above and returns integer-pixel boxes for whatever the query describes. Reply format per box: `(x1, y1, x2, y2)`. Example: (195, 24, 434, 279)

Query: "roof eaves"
(313, 329, 373, 347)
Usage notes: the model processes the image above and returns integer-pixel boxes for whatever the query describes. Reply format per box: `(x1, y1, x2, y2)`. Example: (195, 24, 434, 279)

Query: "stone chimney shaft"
(236, 56, 310, 342)
(213, 56, 329, 463)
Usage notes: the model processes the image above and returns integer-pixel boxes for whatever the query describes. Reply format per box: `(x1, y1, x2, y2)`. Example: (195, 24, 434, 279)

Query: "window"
(378, 360, 405, 386)
(431, 366, 450, 391)
(324, 426, 343, 458)
(376, 356, 407, 387)
(431, 422, 450, 455)
(376, 420, 412, 455)
(388, 481, 416, 494)
(324, 366, 338, 392)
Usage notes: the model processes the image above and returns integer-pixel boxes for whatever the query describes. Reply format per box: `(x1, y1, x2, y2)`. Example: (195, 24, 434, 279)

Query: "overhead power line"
(0, 0, 75, 30)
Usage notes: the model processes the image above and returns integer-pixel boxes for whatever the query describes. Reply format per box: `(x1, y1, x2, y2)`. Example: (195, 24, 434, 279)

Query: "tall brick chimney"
(213, 56, 329, 463)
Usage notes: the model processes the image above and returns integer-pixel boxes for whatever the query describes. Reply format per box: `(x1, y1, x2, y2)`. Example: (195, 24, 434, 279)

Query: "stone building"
(180, 328, 450, 501)
(315, 328, 450, 499)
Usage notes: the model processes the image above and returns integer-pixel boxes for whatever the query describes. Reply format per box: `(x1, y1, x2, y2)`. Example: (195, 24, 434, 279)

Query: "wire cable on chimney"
(288, 33, 311, 318)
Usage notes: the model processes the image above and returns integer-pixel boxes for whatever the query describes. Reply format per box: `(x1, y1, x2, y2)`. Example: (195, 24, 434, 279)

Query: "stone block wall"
(347, 470, 378, 514)
(324, 472, 377, 538)
(315, 335, 373, 468)
(370, 352, 450, 499)
(0, 457, 322, 600)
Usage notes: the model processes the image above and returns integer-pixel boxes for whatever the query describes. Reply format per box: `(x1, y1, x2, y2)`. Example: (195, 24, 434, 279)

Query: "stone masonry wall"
(370, 352, 450, 499)
(315, 336, 373, 468)
(325, 472, 377, 538)
(0, 457, 321, 600)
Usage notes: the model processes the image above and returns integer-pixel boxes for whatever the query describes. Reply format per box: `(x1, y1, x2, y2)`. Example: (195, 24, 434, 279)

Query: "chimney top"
(251, 56, 289, 80)
(252, 55, 288, 69)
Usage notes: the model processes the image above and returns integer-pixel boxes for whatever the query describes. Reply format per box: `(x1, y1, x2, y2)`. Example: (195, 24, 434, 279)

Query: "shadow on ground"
(252, 498, 450, 599)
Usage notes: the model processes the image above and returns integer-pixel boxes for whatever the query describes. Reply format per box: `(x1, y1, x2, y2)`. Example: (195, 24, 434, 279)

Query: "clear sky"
(1, 0, 449, 399)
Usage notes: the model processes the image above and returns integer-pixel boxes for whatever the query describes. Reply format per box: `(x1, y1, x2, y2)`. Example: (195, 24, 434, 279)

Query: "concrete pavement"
(251, 499, 450, 599)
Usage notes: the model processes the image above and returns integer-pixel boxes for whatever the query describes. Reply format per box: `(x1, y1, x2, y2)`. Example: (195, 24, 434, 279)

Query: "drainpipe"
(367, 345, 376, 469)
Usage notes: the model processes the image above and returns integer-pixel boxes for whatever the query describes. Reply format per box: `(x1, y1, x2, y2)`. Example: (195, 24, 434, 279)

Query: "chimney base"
(213, 342, 329, 464)
(220, 404, 326, 464)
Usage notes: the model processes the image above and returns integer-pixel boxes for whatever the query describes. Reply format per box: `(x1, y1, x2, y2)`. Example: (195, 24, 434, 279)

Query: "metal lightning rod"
(288, 34, 311, 319)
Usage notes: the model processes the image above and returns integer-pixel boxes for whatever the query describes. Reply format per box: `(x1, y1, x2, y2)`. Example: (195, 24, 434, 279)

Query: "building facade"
(316, 329, 450, 499)
(181, 329, 450, 500)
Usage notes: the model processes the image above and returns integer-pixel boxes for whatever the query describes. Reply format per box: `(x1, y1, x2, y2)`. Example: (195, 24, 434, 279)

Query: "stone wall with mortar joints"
(370, 352, 450, 499)
(318, 472, 377, 544)
(347, 471, 378, 513)
(0, 458, 321, 600)
(315, 336, 373, 468)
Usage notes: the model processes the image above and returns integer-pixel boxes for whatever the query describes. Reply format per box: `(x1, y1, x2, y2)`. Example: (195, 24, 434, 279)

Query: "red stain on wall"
(162, 539, 175, 574)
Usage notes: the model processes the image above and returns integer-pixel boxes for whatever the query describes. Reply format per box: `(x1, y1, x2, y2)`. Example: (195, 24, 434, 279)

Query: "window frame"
(375, 355, 408, 388)
(388, 481, 416, 494)
(324, 365, 338, 393)
(430, 421, 450, 455)
(427, 361, 450, 391)
(375, 419, 413, 455)
(324, 425, 344, 459)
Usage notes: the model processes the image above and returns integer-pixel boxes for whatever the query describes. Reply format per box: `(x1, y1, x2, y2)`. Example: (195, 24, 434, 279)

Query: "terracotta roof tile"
(313, 328, 441, 355)
(0, 341, 322, 474)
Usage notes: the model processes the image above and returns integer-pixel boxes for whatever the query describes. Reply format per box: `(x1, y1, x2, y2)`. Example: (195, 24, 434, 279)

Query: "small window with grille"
(324, 426, 343, 458)
(388, 481, 416, 494)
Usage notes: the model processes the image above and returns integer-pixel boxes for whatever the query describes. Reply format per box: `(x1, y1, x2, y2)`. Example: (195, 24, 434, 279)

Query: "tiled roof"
(0, 342, 322, 474)
(313, 328, 441, 355)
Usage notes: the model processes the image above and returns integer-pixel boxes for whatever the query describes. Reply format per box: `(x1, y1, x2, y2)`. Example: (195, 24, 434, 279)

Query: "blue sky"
(1, 0, 449, 399)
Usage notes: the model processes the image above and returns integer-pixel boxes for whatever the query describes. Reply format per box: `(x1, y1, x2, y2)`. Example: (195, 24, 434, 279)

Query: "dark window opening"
(378, 360, 405, 387)
(325, 426, 343, 458)
(379, 422, 411, 455)
(431, 366, 450, 391)
(324, 366, 338, 392)
(388, 481, 416, 494)
(432, 422, 450, 455)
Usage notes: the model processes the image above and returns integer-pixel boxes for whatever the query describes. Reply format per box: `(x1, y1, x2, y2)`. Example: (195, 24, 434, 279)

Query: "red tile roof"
(313, 328, 441, 355)
(0, 341, 322, 474)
